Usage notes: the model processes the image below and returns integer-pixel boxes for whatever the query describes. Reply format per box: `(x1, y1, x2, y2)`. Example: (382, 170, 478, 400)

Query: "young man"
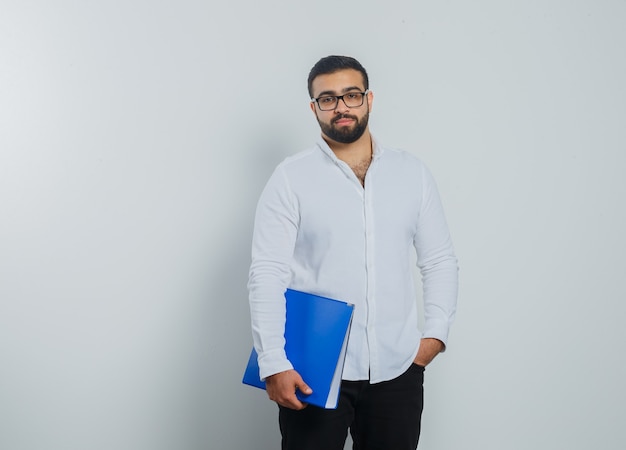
(248, 55, 458, 450)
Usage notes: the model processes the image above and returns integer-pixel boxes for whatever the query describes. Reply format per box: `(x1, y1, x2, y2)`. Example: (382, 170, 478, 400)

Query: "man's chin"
(319, 119, 367, 144)
(329, 134, 361, 145)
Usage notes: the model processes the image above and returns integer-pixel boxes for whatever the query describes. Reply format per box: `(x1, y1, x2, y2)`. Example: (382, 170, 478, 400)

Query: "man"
(248, 55, 458, 450)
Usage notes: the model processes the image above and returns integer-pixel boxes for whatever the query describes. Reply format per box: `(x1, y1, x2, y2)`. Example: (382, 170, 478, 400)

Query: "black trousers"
(279, 363, 424, 450)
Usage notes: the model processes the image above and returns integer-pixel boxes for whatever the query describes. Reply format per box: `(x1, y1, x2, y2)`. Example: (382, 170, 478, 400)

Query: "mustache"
(332, 114, 359, 124)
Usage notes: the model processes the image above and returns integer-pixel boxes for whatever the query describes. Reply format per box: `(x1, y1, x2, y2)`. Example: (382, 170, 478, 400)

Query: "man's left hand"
(413, 338, 444, 367)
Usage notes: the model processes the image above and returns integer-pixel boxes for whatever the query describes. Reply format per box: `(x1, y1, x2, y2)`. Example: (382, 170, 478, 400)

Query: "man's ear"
(367, 90, 374, 112)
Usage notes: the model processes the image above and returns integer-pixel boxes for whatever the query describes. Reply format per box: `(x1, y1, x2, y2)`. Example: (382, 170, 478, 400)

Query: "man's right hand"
(265, 369, 312, 410)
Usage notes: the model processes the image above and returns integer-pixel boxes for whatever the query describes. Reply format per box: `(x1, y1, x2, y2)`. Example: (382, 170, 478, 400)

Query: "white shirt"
(248, 137, 458, 383)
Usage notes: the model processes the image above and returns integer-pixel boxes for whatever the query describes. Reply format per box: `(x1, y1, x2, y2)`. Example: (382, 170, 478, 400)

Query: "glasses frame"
(311, 89, 370, 111)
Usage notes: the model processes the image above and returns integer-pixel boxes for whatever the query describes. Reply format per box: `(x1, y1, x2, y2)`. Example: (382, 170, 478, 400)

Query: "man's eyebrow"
(315, 86, 364, 97)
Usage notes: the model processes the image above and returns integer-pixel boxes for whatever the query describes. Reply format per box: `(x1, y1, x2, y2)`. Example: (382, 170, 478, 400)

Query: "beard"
(317, 111, 369, 144)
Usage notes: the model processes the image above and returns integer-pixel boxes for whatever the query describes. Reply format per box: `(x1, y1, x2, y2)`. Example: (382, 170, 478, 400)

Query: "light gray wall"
(1, 1, 624, 449)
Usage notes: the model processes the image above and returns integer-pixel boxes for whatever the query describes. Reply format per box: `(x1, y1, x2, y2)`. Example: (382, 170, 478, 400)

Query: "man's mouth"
(333, 115, 357, 126)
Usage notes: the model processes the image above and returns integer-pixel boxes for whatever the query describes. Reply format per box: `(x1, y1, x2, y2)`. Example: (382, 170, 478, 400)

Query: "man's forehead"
(311, 69, 365, 96)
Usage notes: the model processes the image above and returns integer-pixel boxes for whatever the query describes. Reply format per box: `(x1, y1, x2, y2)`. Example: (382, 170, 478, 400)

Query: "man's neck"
(322, 130, 373, 165)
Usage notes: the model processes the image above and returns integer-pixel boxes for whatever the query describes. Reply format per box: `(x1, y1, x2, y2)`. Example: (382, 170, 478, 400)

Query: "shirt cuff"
(422, 319, 451, 351)
(257, 348, 294, 381)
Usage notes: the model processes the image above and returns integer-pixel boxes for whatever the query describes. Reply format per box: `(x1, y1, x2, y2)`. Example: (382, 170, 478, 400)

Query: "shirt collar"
(315, 134, 385, 161)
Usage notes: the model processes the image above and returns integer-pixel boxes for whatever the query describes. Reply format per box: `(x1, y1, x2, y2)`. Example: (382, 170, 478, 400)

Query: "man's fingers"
(281, 396, 307, 410)
(272, 389, 306, 410)
(294, 374, 313, 396)
(265, 370, 313, 410)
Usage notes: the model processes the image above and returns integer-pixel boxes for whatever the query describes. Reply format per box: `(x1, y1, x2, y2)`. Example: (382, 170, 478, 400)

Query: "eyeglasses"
(312, 90, 369, 111)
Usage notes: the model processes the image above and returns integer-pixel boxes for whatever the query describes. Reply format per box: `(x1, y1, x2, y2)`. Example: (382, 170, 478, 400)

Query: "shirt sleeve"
(413, 163, 459, 348)
(248, 165, 299, 379)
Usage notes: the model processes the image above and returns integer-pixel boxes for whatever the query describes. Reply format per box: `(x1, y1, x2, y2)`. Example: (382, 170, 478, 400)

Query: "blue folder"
(242, 289, 354, 409)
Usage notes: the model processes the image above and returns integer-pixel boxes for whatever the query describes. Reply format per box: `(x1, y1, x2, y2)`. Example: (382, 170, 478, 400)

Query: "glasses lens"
(343, 92, 364, 107)
(317, 96, 337, 110)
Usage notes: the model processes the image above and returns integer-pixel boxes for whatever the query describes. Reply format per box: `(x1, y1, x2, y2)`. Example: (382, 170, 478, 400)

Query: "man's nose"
(334, 97, 350, 112)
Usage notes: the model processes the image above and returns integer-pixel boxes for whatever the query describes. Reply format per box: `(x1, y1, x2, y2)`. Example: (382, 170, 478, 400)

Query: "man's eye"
(319, 97, 336, 104)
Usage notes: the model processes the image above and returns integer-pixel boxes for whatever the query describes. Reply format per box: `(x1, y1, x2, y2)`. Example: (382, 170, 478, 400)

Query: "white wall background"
(1, 1, 625, 449)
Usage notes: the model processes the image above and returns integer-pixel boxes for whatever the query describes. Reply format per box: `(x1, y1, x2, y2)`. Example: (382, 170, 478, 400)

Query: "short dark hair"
(307, 55, 369, 98)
